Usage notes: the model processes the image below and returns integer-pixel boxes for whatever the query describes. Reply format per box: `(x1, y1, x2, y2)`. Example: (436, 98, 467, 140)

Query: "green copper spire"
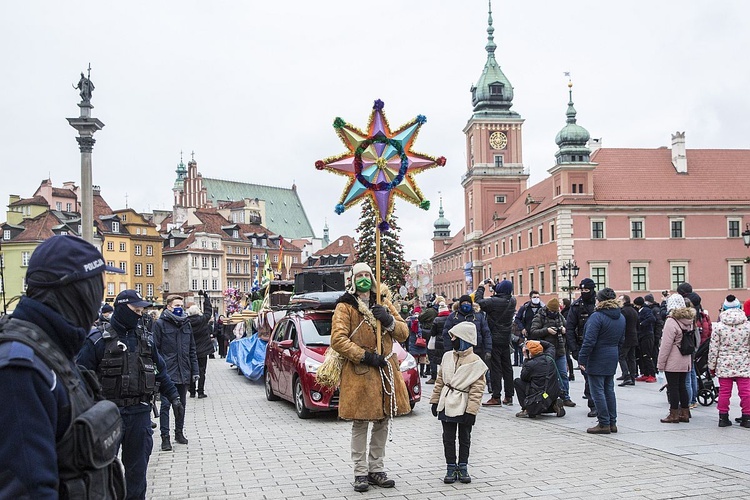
(173, 151, 187, 190)
(555, 80, 591, 163)
(433, 193, 451, 238)
(471, 0, 519, 117)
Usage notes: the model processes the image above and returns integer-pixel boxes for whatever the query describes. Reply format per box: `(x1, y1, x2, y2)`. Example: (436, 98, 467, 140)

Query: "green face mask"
(355, 277, 372, 293)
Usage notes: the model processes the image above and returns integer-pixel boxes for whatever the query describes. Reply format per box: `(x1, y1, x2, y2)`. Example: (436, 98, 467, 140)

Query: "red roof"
(8, 196, 48, 207)
(93, 194, 113, 220)
(12, 211, 63, 242)
(51, 187, 77, 199)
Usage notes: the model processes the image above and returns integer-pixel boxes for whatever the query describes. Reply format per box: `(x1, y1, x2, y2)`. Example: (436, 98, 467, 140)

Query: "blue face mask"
(460, 303, 472, 314)
(172, 306, 184, 317)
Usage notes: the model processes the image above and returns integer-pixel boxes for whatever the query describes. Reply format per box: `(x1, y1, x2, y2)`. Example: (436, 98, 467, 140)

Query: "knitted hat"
(633, 297, 645, 307)
(449, 321, 477, 346)
(524, 340, 543, 357)
(100, 303, 114, 314)
(677, 282, 693, 296)
(597, 288, 616, 301)
(547, 297, 560, 312)
(579, 278, 596, 290)
(495, 280, 513, 295)
(438, 301, 450, 313)
(666, 293, 686, 312)
(347, 262, 374, 294)
(644, 294, 655, 303)
(723, 295, 742, 310)
(458, 294, 472, 305)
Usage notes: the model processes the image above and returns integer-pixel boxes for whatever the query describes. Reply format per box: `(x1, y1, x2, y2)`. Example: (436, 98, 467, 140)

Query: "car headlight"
(305, 357, 322, 374)
(400, 353, 417, 372)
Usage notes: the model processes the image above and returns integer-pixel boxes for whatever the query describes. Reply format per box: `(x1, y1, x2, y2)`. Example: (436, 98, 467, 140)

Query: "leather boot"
(443, 464, 458, 484)
(678, 408, 690, 423)
(741, 414, 750, 428)
(161, 435, 172, 451)
(719, 413, 732, 427)
(660, 409, 680, 423)
(586, 424, 611, 434)
(175, 430, 189, 444)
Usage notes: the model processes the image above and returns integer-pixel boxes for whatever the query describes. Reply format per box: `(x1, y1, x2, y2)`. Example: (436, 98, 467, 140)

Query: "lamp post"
(560, 260, 580, 302)
(743, 224, 750, 264)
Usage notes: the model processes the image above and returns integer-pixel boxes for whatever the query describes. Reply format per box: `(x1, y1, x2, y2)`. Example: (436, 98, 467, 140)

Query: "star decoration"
(315, 99, 446, 230)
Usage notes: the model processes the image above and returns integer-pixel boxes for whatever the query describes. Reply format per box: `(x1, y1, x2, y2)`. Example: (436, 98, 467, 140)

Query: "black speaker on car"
(322, 272, 345, 292)
(295, 273, 323, 293)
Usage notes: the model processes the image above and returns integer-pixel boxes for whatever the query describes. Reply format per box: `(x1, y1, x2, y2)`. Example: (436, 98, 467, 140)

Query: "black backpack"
(678, 327, 697, 356)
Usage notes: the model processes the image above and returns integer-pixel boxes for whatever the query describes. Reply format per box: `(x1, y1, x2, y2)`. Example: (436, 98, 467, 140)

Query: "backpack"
(678, 326, 698, 356)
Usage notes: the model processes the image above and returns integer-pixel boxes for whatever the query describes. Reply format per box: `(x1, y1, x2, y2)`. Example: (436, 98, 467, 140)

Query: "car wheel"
(265, 369, 280, 401)
(294, 377, 313, 419)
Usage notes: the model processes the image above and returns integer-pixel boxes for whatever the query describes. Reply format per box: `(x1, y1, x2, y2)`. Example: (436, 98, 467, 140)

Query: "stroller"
(694, 338, 718, 406)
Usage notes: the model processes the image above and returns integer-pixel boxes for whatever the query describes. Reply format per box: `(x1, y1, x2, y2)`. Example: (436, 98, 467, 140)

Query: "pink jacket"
(657, 307, 694, 373)
(708, 308, 750, 378)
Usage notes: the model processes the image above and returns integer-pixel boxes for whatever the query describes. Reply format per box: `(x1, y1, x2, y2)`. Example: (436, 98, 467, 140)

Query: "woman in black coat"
(187, 293, 214, 397)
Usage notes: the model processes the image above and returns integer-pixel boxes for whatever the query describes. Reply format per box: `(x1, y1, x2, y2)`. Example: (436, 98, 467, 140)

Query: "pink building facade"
(432, 9, 750, 312)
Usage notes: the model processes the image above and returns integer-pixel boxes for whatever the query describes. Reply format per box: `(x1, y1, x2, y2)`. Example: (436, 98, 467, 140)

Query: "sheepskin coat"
(657, 307, 695, 373)
(708, 308, 750, 378)
(331, 285, 411, 421)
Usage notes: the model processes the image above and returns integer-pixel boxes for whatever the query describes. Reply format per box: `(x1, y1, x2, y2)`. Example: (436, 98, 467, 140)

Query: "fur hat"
(597, 288, 616, 302)
(347, 262, 374, 294)
(524, 340, 543, 357)
(438, 301, 450, 313)
(495, 280, 513, 295)
(666, 293, 686, 312)
(449, 321, 477, 346)
(458, 294, 472, 305)
(547, 297, 560, 312)
(723, 295, 742, 311)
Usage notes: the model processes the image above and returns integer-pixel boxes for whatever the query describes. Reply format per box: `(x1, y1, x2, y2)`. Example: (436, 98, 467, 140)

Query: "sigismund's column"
(67, 65, 104, 244)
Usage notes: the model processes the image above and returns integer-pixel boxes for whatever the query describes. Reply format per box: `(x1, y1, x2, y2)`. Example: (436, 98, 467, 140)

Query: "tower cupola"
(433, 195, 451, 238)
(554, 81, 591, 164)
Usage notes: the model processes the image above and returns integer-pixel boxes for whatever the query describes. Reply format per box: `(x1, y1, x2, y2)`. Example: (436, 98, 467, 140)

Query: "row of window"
(106, 241, 155, 255)
(591, 218, 744, 240)
(107, 282, 155, 297)
(133, 263, 155, 277)
(192, 256, 221, 269)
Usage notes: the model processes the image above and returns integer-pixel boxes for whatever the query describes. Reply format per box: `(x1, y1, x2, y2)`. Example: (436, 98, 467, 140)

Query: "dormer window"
(233, 230, 239, 239)
(112, 222, 120, 233)
(489, 83, 503, 96)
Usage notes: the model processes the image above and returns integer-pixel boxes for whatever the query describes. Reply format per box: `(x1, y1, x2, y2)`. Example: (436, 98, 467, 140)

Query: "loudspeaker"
(295, 273, 323, 293)
(322, 272, 344, 292)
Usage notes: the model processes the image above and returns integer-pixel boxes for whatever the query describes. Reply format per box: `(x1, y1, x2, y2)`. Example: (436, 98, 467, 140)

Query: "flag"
(262, 249, 274, 285)
(277, 235, 284, 272)
(252, 254, 260, 291)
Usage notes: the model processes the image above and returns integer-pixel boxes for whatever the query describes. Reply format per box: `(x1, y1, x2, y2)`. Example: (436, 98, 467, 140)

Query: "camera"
(661, 290, 669, 297)
(484, 279, 492, 285)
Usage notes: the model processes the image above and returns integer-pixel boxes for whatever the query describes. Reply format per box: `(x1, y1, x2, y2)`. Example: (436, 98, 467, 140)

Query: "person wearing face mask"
(430, 322, 487, 484)
(96, 302, 114, 327)
(513, 291, 545, 344)
(78, 288, 182, 500)
(442, 295, 492, 373)
(330, 262, 410, 492)
(529, 297, 575, 407)
(0, 235, 127, 498)
(566, 278, 598, 417)
(152, 294, 199, 452)
(513, 340, 565, 419)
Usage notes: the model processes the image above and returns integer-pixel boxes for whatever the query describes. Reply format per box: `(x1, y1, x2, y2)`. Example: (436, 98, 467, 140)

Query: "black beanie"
(597, 288, 616, 301)
(459, 294, 472, 304)
(633, 297, 645, 306)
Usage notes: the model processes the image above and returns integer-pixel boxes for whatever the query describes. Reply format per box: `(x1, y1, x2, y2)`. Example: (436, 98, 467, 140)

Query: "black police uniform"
(566, 295, 597, 410)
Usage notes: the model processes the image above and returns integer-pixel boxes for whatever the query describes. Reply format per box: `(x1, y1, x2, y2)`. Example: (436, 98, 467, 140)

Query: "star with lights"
(315, 99, 446, 231)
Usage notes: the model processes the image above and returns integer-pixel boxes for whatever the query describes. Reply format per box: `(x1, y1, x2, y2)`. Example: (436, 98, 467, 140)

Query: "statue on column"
(73, 70, 95, 104)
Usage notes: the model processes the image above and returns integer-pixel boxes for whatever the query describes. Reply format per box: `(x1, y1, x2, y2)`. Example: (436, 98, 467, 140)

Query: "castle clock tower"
(462, 0, 529, 288)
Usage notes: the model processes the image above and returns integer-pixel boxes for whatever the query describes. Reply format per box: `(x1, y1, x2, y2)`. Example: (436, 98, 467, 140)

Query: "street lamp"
(742, 224, 750, 263)
(560, 260, 580, 302)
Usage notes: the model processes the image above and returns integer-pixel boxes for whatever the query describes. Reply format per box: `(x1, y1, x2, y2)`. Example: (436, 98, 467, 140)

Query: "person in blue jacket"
(442, 295, 492, 364)
(0, 235, 126, 498)
(577, 288, 625, 435)
(78, 289, 183, 500)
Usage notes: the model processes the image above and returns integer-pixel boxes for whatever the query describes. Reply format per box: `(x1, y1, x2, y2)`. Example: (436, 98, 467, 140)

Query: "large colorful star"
(315, 99, 446, 230)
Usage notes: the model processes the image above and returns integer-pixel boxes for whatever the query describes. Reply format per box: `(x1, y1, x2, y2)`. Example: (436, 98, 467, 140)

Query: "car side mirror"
(279, 339, 294, 349)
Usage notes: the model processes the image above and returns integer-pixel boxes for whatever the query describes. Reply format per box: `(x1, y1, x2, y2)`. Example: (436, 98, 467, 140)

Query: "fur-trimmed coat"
(708, 308, 750, 378)
(331, 286, 410, 421)
(577, 299, 625, 376)
(657, 307, 695, 373)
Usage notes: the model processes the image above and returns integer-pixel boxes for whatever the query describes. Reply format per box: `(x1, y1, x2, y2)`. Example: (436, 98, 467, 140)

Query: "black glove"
(171, 397, 184, 422)
(431, 403, 438, 417)
(362, 351, 388, 368)
(572, 350, 579, 361)
(371, 305, 394, 327)
(484, 352, 492, 363)
(464, 413, 476, 425)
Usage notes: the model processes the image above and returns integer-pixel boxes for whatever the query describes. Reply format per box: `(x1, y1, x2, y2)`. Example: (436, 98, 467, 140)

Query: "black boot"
(175, 430, 189, 444)
(719, 413, 732, 427)
(443, 464, 457, 484)
(457, 463, 471, 483)
(353, 476, 369, 492)
(161, 435, 172, 451)
(741, 415, 750, 428)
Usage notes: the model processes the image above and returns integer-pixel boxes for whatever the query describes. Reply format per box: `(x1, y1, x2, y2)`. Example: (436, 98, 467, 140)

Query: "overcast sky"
(2, 1, 749, 263)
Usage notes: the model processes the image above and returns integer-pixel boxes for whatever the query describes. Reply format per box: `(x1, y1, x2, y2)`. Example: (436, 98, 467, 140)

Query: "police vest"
(93, 324, 156, 407)
(0, 316, 125, 499)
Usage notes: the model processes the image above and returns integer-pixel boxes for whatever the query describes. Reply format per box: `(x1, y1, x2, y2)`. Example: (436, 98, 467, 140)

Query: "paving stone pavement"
(147, 359, 750, 499)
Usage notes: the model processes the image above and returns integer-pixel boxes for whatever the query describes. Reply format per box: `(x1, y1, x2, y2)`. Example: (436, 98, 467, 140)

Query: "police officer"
(78, 289, 184, 500)
(0, 235, 126, 498)
(566, 277, 598, 417)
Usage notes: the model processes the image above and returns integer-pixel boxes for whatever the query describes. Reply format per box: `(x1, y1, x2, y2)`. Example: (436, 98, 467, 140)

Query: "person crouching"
(430, 322, 488, 484)
(513, 340, 566, 419)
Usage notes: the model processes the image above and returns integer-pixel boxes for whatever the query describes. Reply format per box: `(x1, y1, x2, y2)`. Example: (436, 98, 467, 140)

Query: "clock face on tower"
(489, 131, 507, 150)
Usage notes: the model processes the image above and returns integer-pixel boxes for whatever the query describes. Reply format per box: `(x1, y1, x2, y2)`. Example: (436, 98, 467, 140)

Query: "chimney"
(588, 138, 602, 153)
(63, 181, 76, 190)
(671, 131, 687, 174)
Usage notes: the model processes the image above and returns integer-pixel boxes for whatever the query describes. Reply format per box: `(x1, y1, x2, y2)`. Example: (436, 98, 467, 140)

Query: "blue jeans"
(686, 364, 698, 404)
(587, 374, 617, 426)
(554, 356, 570, 400)
(120, 409, 153, 500)
(160, 383, 188, 436)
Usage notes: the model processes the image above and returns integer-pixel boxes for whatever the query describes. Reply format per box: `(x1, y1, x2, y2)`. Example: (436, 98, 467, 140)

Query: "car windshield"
(301, 318, 332, 346)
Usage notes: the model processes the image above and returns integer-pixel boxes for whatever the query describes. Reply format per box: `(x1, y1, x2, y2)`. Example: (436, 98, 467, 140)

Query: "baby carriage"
(694, 338, 718, 406)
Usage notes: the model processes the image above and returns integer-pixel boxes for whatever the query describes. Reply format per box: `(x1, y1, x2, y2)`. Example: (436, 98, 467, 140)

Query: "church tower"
(173, 153, 187, 207)
(432, 194, 451, 253)
(462, 0, 528, 287)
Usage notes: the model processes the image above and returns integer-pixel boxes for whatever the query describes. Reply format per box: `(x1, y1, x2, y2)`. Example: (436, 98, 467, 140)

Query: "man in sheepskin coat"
(330, 262, 410, 493)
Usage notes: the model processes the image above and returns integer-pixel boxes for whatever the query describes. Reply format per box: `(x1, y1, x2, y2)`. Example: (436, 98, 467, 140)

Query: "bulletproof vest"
(0, 317, 125, 499)
(96, 324, 156, 407)
(574, 301, 595, 343)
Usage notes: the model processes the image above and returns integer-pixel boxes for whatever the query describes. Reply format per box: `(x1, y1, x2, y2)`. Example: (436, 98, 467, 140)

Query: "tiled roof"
(12, 211, 63, 242)
(9, 196, 48, 207)
(159, 213, 173, 232)
(93, 193, 114, 220)
(51, 188, 77, 199)
(202, 178, 315, 239)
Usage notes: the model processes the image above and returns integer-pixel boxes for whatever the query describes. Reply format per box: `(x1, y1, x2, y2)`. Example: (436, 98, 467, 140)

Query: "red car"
(264, 292, 422, 419)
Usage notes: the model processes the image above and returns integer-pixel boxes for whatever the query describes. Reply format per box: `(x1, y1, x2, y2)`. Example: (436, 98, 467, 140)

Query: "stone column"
(68, 101, 104, 244)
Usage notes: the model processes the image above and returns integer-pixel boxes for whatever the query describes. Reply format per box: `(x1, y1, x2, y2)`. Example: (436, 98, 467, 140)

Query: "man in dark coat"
(427, 300, 451, 384)
(633, 296, 656, 383)
(644, 294, 664, 365)
(475, 279, 517, 406)
(578, 288, 625, 434)
(528, 297, 575, 407)
(617, 295, 639, 386)
(187, 291, 214, 398)
(566, 278, 598, 416)
(153, 294, 199, 450)
(442, 295, 492, 364)
(513, 340, 565, 418)
(514, 291, 544, 337)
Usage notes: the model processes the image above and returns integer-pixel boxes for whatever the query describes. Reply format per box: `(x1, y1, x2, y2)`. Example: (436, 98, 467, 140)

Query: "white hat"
(666, 293, 686, 312)
(448, 321, 477, 346)
(347, 262, 374, 294)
